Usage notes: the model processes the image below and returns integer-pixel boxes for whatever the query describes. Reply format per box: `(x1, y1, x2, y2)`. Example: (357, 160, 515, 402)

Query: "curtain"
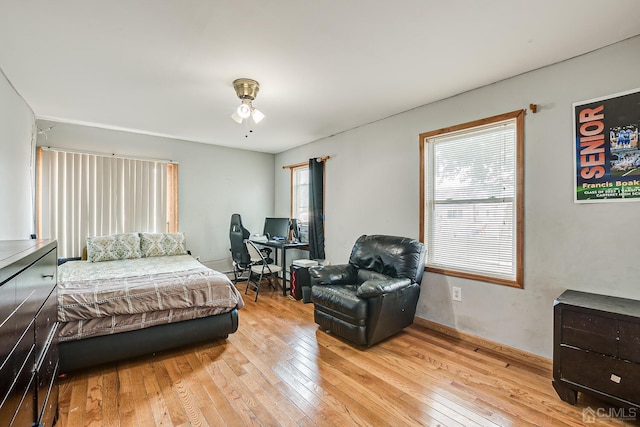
(308, 158, 325, 260)
(37, 148, 174, 258)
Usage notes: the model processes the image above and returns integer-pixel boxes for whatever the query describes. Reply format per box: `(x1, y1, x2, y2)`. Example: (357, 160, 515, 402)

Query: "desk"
(251, 239, 309, 295)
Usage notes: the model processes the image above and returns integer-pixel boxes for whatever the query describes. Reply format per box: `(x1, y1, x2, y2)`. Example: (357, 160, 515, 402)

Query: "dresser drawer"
(35, 289, 58, 363)
(0, 278, 19, 374)
(15, 251, 56, 333)
(37, 358, 58, 427)
(0, 337, 35, 425)
(0, 320, 35, 405)
(560, 346, 640, 404)
(561, 309, 617, 356)
(8, 373, 35, 427)
(0, 277, 17, 336)
(36, 333, 58, 424)
(618, 320, 640, 364)
(0, 240, 57, 427)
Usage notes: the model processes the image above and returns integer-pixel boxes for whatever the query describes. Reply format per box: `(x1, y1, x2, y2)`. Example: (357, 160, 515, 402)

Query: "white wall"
(0, 70, 36, 240)
(275, 35, 640, 358)
(36, 120, 275, 271)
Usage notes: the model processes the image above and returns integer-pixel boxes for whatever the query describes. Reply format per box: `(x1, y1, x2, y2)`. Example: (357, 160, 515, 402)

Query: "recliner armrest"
(309, 264, 357, 285)
(356, 278, 412, 298)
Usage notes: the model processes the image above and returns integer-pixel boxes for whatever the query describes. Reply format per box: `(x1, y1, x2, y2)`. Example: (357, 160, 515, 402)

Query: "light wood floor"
(57, 284, 638, 426)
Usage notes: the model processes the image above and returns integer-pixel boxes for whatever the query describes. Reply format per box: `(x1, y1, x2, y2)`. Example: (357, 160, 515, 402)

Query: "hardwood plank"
(226, 330, 326, 425)
(149, 356, 190, 426)
(83, 371, 103, 427)
(57, 379, 72, 425)
(99, 366, 121, 427)
(61, 371, 88, 427)
(57, 291, 637, 426)
(313, 335, 510, 427)
(402, 332, 576, 422)
(368, 334, 570, 426)
(393, 331, 582, 423)
(161, 355, 210, 426)
(140, 360, 175, 427)
(414, 317, 551, 371)
(200, 353, 262, 425)
(232, 318, 353, 426)
(115, 363, 138, 426)
(127, 360, 157, 427)
(171, 348, 227, 427)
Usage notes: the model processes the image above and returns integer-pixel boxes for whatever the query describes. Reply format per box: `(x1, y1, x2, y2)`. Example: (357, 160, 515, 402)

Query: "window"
(291, 166, 309, 222)
(291, 165, 309, 240)
(420, 110, 524, 288)
(37, 148, 178, 258)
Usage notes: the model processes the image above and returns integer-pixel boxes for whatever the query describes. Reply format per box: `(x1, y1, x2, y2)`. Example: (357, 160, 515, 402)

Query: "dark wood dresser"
(553, 289, 640, 408)
(0, 240, 58, 426)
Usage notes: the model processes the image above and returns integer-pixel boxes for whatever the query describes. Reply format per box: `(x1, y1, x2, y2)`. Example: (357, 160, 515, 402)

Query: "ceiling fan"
(231, 78, 265, 125)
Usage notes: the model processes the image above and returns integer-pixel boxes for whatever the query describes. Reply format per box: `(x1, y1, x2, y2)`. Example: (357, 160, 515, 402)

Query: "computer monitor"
(263, 217, 290, 240)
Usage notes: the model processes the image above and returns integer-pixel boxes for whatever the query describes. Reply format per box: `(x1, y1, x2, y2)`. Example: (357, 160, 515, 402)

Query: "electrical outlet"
(452, 286, 462, 302)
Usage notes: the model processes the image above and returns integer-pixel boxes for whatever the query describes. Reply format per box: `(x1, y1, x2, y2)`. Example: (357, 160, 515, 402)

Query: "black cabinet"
(553, 290, 640, 408)
(0, 240, 58, 426)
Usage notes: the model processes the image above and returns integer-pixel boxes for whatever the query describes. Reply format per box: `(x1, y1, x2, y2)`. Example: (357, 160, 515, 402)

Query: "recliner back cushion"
(349, 234, 425, 281)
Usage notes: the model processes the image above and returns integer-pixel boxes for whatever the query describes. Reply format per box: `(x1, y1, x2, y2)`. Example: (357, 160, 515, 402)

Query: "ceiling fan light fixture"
(251, 108, 265, 124)
(237, 101, 251, 118)
(231, 78, 265, 125)
(231, 110, 243, 124)
(233, 78, 260, 100)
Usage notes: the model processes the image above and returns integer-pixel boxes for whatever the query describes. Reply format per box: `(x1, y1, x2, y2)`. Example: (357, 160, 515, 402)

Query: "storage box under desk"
(290, 265, 312, 303)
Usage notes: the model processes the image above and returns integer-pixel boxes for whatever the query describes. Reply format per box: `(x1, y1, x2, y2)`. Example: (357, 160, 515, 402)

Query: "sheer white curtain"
(38, 148, 171, 258)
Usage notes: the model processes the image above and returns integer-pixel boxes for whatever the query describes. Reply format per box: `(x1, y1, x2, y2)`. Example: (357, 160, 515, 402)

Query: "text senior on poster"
(577, 104, 605, 179)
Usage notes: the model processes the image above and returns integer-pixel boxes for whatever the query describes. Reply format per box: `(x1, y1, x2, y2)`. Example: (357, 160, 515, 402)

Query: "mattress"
(57, 255, 244, 341)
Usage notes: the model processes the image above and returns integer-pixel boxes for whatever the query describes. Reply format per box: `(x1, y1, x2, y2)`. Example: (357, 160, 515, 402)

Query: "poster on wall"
(574, 88, 640, 203)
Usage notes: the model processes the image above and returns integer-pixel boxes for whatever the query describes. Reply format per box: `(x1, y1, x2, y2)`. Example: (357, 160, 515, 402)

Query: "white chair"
(245, 240, 283, 301)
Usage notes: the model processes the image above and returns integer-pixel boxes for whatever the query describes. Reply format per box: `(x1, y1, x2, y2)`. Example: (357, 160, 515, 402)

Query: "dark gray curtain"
(308, 158, 325, 260)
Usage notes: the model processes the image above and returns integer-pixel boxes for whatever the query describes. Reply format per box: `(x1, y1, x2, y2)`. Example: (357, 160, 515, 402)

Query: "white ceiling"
(1, 1, 640, 154)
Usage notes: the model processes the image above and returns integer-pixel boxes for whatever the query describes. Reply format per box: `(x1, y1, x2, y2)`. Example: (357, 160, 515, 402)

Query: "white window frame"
(419, 110, 524, 288)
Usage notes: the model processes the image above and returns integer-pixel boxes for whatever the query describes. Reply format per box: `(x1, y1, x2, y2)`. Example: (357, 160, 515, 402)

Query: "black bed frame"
(58, 309, 239, 372)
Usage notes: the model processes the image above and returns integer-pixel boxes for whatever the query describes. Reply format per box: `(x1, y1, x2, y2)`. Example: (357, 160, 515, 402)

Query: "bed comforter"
(57, 255, 244, 341)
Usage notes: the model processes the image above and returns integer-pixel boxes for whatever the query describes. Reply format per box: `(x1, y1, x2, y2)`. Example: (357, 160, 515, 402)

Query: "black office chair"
(229, 214, 272, 283)
(230, 213, 250, 240)
(229, 215, 251, 283)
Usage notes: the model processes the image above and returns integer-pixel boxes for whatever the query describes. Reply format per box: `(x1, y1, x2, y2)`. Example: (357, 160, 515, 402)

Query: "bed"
(56, 232, 244, 372)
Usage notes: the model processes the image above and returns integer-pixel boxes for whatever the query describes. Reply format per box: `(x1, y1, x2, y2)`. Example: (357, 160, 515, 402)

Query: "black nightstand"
(553, 290, 640, 408)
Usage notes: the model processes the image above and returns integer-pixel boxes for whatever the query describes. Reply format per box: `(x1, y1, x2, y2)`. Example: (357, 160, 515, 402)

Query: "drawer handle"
(42, 274, 54, 279)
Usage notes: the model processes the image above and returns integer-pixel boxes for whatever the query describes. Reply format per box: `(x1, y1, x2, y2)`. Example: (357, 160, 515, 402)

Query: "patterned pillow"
(140, 232, 187, 257)
(86, 233, 142, 262)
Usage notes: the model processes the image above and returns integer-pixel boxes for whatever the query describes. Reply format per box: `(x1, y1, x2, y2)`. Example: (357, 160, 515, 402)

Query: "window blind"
(37, 148, 174, 258)
(292, 166, 309, 223)
(425, 120, 517, 281)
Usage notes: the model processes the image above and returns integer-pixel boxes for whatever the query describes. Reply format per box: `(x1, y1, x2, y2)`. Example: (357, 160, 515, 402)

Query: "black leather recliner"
(309, 234, 426, 347)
